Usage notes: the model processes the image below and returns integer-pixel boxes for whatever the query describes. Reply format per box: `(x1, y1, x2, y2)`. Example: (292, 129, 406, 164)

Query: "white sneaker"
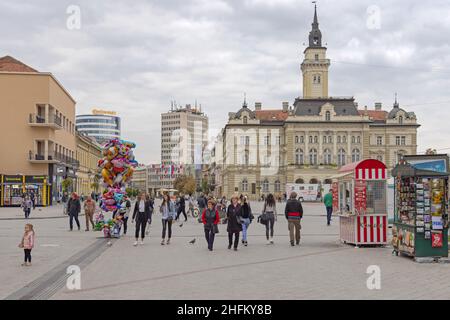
(266, 240, 271, 245)
(270, 238, 274, 244)
(139, 240, 144, 245)
(133, 241, 138, 246)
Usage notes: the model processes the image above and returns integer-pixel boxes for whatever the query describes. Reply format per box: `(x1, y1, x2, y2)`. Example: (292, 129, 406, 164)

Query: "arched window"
(295, 135, 299, 144)
(310, 178, 319, 184)
(399, 116, 403, 124)
(357, 136, 361, 144)
(324, 179, 332, 184)
(295, 149, 304, 165)
(338, 148, 346, 166)
(295, 178, 304, 184)
(241, 179, 248, 192)
(343, 135, 347, 143)
(275, 180, 281, 192)
(325, 111, 331, 121)
(262, 179, 269, 192)
(300, 136, 304, 143)
(309, 148, 318, 165)
(323, 149, 332, 165)
(243, 116, 248, 124)
(328, 136, 332, 143)
(337, 136, 341, 144)
(352, 148, 360, 162)
(351, 136, 355, 144)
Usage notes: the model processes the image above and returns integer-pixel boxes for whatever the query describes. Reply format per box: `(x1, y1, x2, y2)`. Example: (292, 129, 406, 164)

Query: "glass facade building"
(76, 113, 121, 145)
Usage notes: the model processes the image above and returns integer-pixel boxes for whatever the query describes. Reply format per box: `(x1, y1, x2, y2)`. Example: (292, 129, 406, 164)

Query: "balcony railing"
(28, 113, 62, 128)
(54, 152, 79, 168)
(28, 150, 57, 162)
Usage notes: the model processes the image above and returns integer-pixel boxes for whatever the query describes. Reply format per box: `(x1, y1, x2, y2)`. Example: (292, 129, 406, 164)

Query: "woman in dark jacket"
(201, 199, 220, 251)
(240, 196, 253, 246)
(132, 193, 152, 246)
(226, 196, 242, 251)
(67, 192, 81, 231)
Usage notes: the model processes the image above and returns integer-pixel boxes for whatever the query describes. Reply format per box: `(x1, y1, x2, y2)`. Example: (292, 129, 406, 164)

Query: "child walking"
(18, 223, 35, 266)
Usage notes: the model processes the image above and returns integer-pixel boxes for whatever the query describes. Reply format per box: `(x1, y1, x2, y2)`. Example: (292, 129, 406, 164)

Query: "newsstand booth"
(391, 161, 449, 259)
(331, 159, 388, 246)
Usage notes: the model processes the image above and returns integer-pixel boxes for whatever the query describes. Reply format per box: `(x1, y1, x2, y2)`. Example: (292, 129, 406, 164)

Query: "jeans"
(228, 232, 240, 249)
(162, 219, 173, 239)
(122, 217, 128, 234)
(24, 208, 31, 219)
(176, 207, 187, 221)
(241, 218, 250, 241)
(265, 212, 275, 239)
(135, 212, 147, 239)
(204, 228, 215, 250)
(288, 219, 301, 244)
(326, 206, 333, 225)
(24, 249, 32, 263)
(85, 211, 94, 230)
(69, 213, 80, 230)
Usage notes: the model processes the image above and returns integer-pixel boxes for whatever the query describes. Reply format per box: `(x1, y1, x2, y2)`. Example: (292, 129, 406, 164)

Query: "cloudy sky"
(1, 0, 450, 164)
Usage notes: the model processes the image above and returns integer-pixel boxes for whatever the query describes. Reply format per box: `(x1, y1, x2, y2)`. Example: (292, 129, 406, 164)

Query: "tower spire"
(308, 1, 322, 47)
(394, 92, 399, 108)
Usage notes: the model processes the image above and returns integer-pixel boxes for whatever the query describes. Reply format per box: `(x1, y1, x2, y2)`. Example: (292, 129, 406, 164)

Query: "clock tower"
(301, 4, 330, 99)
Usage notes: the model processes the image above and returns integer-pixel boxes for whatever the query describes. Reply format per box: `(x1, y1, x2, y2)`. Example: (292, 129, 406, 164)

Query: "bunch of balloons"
(98, 139, 138, 212)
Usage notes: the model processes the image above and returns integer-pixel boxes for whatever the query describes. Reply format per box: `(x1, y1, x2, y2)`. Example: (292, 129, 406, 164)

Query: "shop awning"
(329, 172, 352, 180)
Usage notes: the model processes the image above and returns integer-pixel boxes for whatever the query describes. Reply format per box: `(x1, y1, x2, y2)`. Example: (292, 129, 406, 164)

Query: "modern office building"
(0, 55, 78, 206)
(76, 109, 121, 145)
(160, 103, 209, 189)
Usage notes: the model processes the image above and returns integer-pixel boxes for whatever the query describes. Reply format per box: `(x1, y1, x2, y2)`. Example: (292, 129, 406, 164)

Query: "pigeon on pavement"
(189, 238, 196, 244)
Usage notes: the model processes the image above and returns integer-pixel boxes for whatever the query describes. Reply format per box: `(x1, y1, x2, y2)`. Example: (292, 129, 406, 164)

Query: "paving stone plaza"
(1, 201, 450, 300)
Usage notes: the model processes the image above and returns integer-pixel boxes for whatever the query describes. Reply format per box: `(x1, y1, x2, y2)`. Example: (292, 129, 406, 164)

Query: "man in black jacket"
(285, 192, 303, 246)
(176, 194, 187, 222)
(67, 192, 81, 231)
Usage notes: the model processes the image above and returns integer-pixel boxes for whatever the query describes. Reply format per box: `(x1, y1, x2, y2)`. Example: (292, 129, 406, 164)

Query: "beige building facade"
(75, 133, 102, 197)
(219, 6, 419, 200)
(0, 56, 78, 206)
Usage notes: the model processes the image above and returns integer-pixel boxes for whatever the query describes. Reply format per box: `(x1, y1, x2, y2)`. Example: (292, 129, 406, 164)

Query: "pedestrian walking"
(62, 192, 69, 215)
(21, 196, 32, 219)
(285, 192, 303, 246)
(176, 194, 187, 222)
(323, 189, 333, 226)
(263, 193, 277, 244)
(30, 191, 36, 209)
(160, 194, 177, 245)
(240, 196, 253, 246)
(122, 196, 131, 235)
(132, 193, 151, 246)
(197, 193, 206, 215)
(226, 196, 242, 251)
(83, 196, 96, 231)
(18, 223, 35, 266)
(68, 192, 81, 231)
(201, 199, 220, 251)
(146, 194, 154, 226)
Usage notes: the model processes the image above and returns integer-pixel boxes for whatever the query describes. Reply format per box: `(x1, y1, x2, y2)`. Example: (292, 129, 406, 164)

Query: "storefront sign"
(3, 175, 22, 183)
(25, 176, 47, 184)
(354, 180, 367, 214)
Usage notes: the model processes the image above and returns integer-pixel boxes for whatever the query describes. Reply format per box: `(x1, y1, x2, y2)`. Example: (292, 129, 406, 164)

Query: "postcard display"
(392, 166, 449, 258)
(332, 159, 388, 247)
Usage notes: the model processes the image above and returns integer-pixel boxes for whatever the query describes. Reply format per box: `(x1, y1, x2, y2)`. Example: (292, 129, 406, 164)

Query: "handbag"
(236, 215, 243, 224)
(258, 213, 268, 225)
(213, 224, 219, 234)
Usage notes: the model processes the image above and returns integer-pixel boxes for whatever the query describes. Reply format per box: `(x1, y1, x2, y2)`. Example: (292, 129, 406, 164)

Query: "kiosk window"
(366, 180, 386, 214)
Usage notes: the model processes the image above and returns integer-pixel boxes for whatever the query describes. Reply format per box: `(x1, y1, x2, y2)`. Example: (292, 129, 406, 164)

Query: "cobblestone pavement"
(1, 201, 450, 300)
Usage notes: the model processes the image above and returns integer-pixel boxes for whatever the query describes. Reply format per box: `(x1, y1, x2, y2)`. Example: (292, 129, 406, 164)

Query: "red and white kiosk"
(331, 159, 388, 247)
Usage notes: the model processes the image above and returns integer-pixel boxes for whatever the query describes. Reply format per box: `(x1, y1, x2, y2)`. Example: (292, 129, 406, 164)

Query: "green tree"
(174, 175, 196, 195)
(62, 177, 73, 192)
